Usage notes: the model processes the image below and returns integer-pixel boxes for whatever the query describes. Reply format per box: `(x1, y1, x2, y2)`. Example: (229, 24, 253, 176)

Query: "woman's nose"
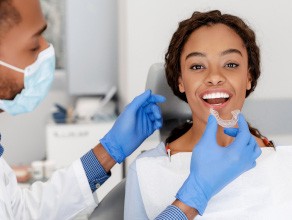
(204, 69, 226, 86)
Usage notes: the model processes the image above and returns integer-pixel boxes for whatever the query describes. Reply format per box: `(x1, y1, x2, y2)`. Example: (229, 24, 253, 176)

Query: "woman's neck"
(168, 119, 267, 154)
(168, 121, 234, 154)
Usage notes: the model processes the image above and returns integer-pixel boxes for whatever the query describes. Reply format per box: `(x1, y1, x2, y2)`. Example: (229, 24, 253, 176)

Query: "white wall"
(118, 0, 292, 105)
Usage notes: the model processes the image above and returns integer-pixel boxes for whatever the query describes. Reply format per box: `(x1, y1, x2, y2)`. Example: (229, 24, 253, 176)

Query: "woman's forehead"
(181, 24, 247, 58)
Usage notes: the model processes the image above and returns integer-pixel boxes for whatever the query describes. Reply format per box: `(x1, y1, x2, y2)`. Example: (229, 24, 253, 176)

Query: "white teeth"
(203, 92, 230, 99)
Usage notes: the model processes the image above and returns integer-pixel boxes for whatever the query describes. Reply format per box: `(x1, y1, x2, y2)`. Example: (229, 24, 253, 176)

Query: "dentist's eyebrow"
(185, 52, 206, 60)
(221, 48, 243, 57)
(32, 24, 48, 37)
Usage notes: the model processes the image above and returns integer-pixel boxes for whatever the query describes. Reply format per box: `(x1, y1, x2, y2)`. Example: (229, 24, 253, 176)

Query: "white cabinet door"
(46, 121, 122, 201)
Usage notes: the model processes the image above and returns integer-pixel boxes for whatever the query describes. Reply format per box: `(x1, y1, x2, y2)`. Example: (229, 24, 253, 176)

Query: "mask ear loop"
(210, 108, 240, 128)
(0, 60, 25, 73)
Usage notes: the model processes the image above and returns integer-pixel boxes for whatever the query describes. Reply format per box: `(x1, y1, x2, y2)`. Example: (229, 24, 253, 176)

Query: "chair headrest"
(145, 63, 192, 121)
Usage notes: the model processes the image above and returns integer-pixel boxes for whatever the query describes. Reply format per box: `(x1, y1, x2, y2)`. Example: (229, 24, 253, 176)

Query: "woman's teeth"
(203, 92, 230, 105)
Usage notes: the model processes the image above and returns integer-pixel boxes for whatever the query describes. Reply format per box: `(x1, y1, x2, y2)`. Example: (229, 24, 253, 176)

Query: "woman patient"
(124, 10, 292, 219)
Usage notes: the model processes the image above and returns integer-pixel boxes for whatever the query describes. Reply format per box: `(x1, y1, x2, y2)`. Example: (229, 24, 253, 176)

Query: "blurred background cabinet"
(46, 120, 122, 201)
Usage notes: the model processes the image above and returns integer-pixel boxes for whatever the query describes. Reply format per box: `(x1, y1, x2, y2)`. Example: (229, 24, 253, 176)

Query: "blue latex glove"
(100, 90, 166, 163)
(176, 114, 262, 215)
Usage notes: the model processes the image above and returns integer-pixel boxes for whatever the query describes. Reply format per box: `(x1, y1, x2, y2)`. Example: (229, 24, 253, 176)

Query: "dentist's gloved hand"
(100, 90, 166, 163)
(176, 114, 261, 215)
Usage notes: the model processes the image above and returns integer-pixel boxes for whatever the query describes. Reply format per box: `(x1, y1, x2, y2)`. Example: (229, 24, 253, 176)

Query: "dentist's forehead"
(12, 0, 46, 32)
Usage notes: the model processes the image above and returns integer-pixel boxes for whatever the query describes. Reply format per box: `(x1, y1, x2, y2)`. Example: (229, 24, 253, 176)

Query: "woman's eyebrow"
(221, 48, 243, 57)
(185, 48, 242, 60)
(185, 52, 206, 60)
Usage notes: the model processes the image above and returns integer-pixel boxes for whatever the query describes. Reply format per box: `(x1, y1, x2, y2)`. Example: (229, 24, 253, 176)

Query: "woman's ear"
(178, 76, 185, 93)
(246, 72, 252, 90)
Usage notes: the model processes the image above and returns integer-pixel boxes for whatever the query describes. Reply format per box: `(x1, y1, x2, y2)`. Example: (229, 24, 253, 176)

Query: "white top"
(0, 157, 98, 220)
(124, 143, 292, 220)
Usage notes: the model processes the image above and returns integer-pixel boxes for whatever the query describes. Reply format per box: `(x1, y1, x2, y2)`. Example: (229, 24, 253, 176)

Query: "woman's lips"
(200, 90, 232, 110)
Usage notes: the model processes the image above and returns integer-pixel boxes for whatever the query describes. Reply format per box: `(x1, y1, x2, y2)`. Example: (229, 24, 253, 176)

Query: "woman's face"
(179, 23, 251, 125)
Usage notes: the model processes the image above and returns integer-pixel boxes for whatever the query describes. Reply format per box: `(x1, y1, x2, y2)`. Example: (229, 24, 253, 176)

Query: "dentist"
(0, 0, 261, 219)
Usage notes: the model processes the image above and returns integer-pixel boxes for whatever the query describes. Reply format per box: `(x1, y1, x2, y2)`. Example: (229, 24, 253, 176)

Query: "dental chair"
(145, 63, 191, 142)
(89, 63, 191, 220)
(89, 179, 126, 220)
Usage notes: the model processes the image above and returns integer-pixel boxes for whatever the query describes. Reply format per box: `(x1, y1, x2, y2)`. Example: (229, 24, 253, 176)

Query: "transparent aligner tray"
(210, 108, 240, 128)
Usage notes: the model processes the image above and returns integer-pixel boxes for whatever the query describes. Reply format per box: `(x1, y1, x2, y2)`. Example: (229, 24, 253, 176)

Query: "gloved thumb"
(224, 127, 239, 137)
(128, 90, 152, 111)
(232, 114, 250, 146)
(202, 115, 218, 141)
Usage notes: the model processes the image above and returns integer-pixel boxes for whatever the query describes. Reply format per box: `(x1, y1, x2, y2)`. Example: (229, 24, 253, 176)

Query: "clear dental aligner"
(210, 108, 240, 128)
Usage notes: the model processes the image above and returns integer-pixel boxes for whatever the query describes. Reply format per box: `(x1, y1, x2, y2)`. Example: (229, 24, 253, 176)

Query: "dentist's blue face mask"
(0, 44, 55, 115)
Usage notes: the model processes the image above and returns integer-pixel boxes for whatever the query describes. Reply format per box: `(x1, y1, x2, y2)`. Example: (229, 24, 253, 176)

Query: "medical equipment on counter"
(12, 166, 31, 183)
(210, 108, 240, 128)
(31, 161, 44, 180)
(75, 87, 117, 122)
(52, 103, 68, 123)
(31, 160, 56, 180)
(43, 160, 56, 179)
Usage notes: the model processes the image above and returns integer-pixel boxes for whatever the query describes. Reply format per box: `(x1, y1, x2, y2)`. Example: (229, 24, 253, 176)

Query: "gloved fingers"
(231, 114, 251, 147)
(250, 136, 262, 160)
(244, 135, 261, 161)
(148, 104, 162, 120)
(147, 115, 155, 136)
(245, 135, 256, 154)
(140, 109, 153, 136)
(147, 113, 155, 122)
(253, 144, 262, 160)
(142, 94, 166, 108)
(146, 93, 166, 103)
(150, 108, 163, 130)
(200, 115, 218, 144)
(154, 117, 163, 130)
(147, 105, 163, 130)
(250, 161, 257, 169)
(144, 104, 162, 122)
(224, 127, 238, 137)
(127, 90, 152, 111)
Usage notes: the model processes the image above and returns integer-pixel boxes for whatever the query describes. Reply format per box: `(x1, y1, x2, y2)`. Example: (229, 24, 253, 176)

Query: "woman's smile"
(200, 88, 233, 111)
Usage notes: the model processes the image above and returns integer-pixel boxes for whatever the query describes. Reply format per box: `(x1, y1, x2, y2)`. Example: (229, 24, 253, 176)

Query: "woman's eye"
(226, 63, 239, 68)
(191, 64, 204, 70)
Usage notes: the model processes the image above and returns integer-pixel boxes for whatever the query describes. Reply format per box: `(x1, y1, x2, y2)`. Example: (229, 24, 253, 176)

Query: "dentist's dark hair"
(164, 10, 273, 147)
(0, 0, 21, 42)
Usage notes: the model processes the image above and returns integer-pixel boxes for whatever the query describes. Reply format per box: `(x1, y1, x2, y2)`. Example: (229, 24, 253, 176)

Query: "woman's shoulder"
(275, 145, 292, 151)
(137, 142, 166, 159)
(275, 145, 292, 157)
(128, 142, 166, 171)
